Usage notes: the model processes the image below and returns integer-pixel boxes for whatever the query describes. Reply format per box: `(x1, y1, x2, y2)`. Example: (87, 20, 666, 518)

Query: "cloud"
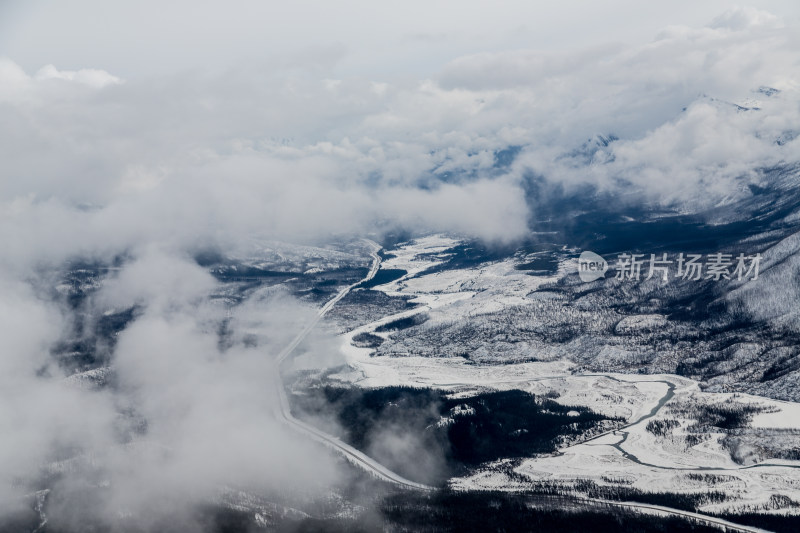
(102, 259, 339, 514)
(435, 10, 800, 205)
(0, 278, 119, 517)
(34, 64, 122, 88)
(2, 7, 798, 256)
(708, 6, 781, 30)
(0, 57, 532, 254)
(0, 248, 343, 526)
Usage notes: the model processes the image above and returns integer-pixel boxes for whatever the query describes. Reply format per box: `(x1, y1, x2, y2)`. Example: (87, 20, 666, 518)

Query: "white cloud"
(35, 64, 122, 88)
(708, 6, 781, 30)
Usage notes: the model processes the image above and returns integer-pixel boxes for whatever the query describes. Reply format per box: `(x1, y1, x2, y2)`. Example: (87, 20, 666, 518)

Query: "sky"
(1, 0, 799, 79)
(1, 1, 800, 529)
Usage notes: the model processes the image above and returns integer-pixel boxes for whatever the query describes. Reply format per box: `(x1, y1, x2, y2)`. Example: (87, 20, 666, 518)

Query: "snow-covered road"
(272, 240, 433, 491)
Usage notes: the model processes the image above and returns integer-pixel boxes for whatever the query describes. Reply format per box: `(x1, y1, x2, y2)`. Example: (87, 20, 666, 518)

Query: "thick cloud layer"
(1, 9, 797, 269)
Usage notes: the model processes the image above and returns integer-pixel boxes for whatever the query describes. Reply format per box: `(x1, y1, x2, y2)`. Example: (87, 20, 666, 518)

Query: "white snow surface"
(328, 235, 800, 514)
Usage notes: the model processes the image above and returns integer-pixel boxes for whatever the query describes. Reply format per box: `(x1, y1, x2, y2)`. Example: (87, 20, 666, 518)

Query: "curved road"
(272, 240, 433, 491)
(581, 498, 771, 533)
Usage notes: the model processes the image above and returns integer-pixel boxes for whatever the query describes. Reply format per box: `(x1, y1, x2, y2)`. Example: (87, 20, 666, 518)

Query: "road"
(581, 498, 772, 533)
(272, 240, 433, 491)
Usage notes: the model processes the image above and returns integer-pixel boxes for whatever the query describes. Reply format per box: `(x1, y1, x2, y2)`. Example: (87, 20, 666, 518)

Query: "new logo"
(578, 251, 608, 282)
